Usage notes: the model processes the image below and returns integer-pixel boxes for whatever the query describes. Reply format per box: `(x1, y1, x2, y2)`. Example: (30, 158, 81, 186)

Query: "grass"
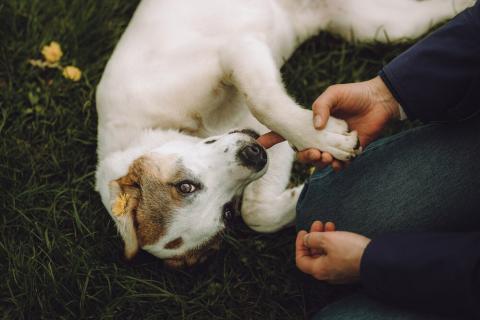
(1, 1, 416, 318)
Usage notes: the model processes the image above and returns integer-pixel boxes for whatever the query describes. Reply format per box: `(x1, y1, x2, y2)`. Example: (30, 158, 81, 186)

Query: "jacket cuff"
(359, 238, 387, 300)
(378, 69, 417, 121)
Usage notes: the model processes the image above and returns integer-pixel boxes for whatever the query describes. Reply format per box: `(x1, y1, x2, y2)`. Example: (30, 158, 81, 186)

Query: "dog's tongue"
(256, 132, 285, 149)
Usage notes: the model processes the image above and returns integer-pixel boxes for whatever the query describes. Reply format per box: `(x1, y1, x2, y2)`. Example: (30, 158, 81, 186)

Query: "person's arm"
(258, 4, 480, 164)
(381, 2, 480, 122)
(360, 232, 480, 318)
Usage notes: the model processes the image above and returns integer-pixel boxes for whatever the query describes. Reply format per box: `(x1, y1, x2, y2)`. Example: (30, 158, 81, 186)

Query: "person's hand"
(295, 221, 371, 284)
(257, 76, 400, 171)
(301, 76, 400, 170)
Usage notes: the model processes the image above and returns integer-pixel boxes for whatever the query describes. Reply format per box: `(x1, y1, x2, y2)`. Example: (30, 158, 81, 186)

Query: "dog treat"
(112, 193, 130, 217)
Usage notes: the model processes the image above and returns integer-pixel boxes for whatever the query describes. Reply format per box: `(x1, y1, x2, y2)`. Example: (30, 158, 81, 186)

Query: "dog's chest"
(175, 81, 249, 138)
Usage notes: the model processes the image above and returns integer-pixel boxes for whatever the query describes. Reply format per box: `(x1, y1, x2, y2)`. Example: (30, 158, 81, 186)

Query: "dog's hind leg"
(220, 37, 360, 161)
(241, 139, 303, 233)
(324, 0, 475, 42)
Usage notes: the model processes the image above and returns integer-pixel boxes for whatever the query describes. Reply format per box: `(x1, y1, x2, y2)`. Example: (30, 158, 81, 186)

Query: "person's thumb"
(257, 131, 285, 149)
(312, 86, 340, 130)
(303, 232, 328, 251)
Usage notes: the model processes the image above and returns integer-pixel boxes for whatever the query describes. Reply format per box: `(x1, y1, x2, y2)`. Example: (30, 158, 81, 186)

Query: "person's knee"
(295, 168, 335, 232)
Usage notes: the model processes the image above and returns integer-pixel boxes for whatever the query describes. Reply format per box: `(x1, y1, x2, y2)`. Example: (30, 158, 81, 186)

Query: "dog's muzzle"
(237, 143, 267, 171)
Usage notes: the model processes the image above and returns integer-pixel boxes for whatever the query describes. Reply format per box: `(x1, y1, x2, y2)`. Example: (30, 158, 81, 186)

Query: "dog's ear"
(108, 164, 142, 261)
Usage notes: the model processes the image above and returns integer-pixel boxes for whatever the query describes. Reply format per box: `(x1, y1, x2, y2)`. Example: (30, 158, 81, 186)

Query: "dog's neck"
(127, 128, 200, 153)
(97, 124, 201, 160)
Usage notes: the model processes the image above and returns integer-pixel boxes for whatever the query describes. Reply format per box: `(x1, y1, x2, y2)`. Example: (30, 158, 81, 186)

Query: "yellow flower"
(62, 65, 82, 81)
(112, 193, 130, 217)
(41, 41, 63, 63)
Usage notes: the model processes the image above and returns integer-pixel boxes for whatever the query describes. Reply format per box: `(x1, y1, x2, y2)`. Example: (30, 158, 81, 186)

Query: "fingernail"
(314, 115, 322, 129)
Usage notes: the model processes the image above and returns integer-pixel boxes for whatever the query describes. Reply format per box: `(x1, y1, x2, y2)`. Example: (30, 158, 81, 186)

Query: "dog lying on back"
(95, 0, 472, 267)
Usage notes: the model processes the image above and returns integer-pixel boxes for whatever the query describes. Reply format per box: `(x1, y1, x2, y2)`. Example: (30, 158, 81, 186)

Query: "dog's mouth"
(163, 232, 223, 269)
(162, 197, 242, 269)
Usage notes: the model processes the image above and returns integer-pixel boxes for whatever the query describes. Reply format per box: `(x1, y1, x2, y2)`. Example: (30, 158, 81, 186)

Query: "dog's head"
(101, 129, 267, 268)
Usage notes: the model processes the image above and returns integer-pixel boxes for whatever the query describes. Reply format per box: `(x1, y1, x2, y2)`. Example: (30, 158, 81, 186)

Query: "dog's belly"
(175, 82, 255, 138)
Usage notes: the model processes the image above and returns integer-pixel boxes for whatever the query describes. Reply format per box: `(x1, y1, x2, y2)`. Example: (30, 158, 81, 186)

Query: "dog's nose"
(237, 143, 267, 171)
(243, 144, 261, 158)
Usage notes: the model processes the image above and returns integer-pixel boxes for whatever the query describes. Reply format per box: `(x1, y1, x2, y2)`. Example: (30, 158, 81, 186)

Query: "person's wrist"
(368, 76, 400, 121)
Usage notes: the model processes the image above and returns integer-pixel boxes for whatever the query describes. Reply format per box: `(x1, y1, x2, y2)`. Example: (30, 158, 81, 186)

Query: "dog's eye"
(176, 181, 197, 194)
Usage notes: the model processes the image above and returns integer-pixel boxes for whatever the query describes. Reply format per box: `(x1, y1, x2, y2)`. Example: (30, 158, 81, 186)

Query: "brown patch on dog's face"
(113, 154, 188, 258)
(135, 155, 187, 246)
(164, 237, 184, 250)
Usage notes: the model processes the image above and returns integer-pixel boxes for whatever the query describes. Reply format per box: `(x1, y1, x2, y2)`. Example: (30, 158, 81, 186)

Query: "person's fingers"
(256, 131, 285, 149)
(298, 151, 344, 171)
(325, 222, 336, 232)
(309, 221, 324, 256)
(331, 160, 344, 172)
(296, 151, 308, 163)
(297, 149, 322, 163)
(312, 86, 340, 130)
(297, 231, 331, 280)
(310, 221, 324, 233)
(303, 233, 311, 248)
(307, 160, 329, 169)
(321, 152, 334, 164)
(295, 231, 314, 274)
(322, 152, 333, 164)
(303, 232, 327, 251)
(296, 231, 310, 257)
(308, 149, 322, 162)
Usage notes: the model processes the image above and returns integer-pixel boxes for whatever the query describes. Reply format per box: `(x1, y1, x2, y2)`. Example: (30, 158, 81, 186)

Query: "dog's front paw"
(289, 115, 361, 161)
(327, 130, 360, 161)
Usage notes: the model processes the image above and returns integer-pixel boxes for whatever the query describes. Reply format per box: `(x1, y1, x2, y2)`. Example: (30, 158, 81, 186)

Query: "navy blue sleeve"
(360, 232, 480, 318)
(380, 3, 480, 122)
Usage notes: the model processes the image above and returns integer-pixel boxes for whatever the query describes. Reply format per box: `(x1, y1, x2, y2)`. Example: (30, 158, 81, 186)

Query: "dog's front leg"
(241, 140, 303, 233)
(221, 37, 359, 161)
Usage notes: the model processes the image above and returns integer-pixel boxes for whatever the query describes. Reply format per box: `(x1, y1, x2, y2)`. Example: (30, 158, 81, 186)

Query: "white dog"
(95, 0, 472, 267)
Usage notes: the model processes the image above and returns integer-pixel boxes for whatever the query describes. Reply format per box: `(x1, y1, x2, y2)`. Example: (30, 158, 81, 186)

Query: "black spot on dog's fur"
(228, 129, 260, 139)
